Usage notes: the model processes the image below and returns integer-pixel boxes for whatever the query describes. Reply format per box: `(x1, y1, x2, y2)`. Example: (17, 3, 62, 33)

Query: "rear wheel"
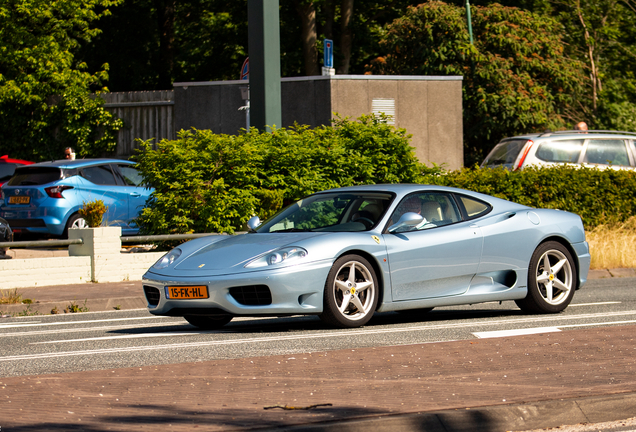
(184, 315, 233, 330)
(320, 255, 378, 328)
(515, 241, 576, 313)
(63, 213, 88, 238)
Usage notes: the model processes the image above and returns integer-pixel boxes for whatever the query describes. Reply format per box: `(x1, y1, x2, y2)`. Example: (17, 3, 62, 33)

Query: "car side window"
(80, 165, 117, 185)
(583, 139, 630, 166)
(535, 139, 584, 163)
(117, 165, 144, 186)
(457, 195, 491, 219)
(390, 192, 461, 232)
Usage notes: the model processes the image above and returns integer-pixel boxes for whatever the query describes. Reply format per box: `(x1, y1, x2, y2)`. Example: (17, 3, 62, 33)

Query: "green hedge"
(419, 165, 636, 229)
(133, 114, 421, 234)
(133, 114, 635, 234)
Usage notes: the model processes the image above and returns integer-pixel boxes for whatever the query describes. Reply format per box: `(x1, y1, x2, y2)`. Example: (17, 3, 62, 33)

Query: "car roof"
(21, 158, 134, 169)
(501, 130, 636, 142)
(0, 155, 34, 165)
(321, 183, 489, 196)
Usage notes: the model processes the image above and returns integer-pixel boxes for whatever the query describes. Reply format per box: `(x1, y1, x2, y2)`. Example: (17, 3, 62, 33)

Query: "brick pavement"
(1, 325, 636, 431)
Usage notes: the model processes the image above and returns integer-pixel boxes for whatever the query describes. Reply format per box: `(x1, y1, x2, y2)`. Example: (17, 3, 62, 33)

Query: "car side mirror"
(388, 212, 424, 233)
(247, 216, 261, 232)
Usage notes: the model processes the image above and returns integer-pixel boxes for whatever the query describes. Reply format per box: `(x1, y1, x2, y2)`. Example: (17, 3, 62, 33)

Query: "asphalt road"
(1, 277, 634, 378)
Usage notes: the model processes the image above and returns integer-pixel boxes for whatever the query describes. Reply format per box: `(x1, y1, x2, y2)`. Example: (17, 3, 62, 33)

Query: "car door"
(77, 164, 129, 227)
(113, 164, 151, 224)
(382, 192, 483, 301)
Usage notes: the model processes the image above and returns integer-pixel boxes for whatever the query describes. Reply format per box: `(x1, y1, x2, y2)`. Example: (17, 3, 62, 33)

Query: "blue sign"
(323, 39, 333, 68)
(240, 57, 249, 80)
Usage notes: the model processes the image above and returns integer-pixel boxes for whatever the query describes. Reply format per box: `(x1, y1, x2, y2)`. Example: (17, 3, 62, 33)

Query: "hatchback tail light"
(514, 140, 534, 170)
(45, 185, 73, 198)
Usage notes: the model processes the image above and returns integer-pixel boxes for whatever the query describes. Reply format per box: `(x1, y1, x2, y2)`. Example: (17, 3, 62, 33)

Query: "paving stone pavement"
(1, 325, 635, 431)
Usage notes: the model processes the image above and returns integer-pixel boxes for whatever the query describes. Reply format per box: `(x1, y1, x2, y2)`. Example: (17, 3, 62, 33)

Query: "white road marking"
(473, 327, 561, 339)
(0, 315, 174, 329)
(33, 332, 203, 344)
(3, 312, 636, 362)
(570, 302, 621, 307)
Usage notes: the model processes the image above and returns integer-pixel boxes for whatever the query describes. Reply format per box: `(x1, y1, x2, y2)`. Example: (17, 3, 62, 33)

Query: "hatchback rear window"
(536, 139, 584, 163)
(482, 140, 527, 168)
(7, 167, 62, 186)
(0, 163, 18, 182)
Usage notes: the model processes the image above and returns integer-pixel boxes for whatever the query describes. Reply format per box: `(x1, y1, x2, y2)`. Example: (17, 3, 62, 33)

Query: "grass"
(0, 288, 22, 304)
(587, 216, 636, 270)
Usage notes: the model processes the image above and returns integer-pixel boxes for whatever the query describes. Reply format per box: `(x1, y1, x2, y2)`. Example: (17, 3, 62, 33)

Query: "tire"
(515, 241, 577, 314)
(320, 254, 379, 328)
(184, 315, 233, 330)
(63, 213, 88, 238)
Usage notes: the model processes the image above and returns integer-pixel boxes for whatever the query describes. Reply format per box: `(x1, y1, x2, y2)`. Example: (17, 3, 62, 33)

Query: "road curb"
(0, 296, 146, 315)
(267, 391, 636, 432)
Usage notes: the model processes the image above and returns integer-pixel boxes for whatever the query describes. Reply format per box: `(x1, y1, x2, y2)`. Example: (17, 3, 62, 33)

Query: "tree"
(0, 0, 122, 160)
(369, 1, 586, 165)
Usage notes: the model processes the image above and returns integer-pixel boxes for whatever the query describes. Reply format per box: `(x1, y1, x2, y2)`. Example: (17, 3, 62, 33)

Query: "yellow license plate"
(167, 286, 208, 299)
(9, 196, 30, 204)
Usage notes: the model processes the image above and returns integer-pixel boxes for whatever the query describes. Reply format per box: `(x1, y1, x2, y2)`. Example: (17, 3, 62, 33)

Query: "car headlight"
(245, 247, 308, 268)
(153, 248, 182, 269)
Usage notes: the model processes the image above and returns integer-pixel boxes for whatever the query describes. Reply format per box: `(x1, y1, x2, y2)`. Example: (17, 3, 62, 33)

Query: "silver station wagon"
(482, 130, 636, 171)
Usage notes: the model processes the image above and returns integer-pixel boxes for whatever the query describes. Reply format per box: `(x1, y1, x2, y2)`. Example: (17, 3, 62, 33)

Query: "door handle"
(129, 192, 141, 197)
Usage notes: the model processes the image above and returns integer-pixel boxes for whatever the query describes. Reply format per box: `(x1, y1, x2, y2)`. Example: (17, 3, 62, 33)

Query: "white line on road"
(0, 315, 174, 329)
(33, 332, 204, 344)
(570, 302, 622, 307)
(3, 313, 636, 362)
(473, 327, 562, 338)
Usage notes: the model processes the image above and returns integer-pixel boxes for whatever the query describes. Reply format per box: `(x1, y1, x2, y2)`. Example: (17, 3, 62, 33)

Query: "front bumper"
(142, 259, 333, 317)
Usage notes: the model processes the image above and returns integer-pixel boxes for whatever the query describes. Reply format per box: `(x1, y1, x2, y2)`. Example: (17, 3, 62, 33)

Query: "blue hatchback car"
(0, 159, 153, 237)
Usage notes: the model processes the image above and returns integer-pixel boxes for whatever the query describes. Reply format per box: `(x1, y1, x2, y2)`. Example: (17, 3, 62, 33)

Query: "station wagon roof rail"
(538, 130, 636, 138)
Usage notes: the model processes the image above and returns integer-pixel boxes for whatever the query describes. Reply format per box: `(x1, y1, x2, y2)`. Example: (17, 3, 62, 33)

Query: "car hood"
(149, 232, 327, 277)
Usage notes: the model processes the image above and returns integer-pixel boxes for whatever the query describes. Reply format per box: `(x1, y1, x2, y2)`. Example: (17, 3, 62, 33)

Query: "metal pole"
(466, 0, 474, 45)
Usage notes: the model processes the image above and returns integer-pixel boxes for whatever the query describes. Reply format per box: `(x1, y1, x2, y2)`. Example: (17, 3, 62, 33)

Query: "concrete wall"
(173, 75, 464, 170)
(0, 228, 165, 289)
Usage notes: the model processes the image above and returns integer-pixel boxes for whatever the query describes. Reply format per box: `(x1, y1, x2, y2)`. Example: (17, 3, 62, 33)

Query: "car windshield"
(482, 139, 527, 168)
(257, 192, 394, 233)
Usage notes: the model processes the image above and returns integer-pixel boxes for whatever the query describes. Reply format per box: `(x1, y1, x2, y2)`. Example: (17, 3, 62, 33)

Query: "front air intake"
(229, 285, 272, 306)
(143, 285, 161, 306)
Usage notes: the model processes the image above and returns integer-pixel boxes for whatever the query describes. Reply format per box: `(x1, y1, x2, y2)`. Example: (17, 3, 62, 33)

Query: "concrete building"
(173, 75, 463, 170)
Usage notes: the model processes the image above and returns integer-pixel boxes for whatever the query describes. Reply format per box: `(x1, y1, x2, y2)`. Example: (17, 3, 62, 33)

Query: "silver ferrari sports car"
(142, 184, 590, 329)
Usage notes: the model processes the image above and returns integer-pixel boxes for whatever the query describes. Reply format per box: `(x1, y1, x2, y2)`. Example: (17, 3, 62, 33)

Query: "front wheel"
(515, 241, 577, 313)
(320, 255, 379, 328)
(184, 315, 233, 330)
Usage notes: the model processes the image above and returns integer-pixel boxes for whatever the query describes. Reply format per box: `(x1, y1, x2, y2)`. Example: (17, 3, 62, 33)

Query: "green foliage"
(419, 165, 636, 229)
(0, 0, 123, 160)
(79, 199, 109, 227)
(370, 1, 586, 165)
(133, 114, 421, 234)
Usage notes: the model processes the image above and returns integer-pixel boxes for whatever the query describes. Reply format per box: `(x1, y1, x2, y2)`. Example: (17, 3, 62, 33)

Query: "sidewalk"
(1, 324, 635, 431)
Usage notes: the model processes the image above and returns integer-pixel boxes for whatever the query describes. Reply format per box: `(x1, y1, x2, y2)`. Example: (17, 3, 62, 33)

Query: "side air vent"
(229, 285, 272, 306)
(143, 285, 161, 307)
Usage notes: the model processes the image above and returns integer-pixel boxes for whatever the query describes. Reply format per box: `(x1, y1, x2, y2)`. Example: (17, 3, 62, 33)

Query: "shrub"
(79, 200, 108, 227)
(419, 165, 636, 229)
(133, 114, 422, 234)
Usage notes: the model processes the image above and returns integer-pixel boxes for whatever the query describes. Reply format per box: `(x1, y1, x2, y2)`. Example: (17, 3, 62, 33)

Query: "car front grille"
(5, 218, 46, 227)
(229, 285, 272, 306)
(143, 285, 161, 306)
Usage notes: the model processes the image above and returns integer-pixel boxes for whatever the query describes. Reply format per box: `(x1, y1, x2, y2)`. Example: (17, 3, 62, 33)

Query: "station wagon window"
(535, 139, 584, 163)
(389, 192, 461, 232)
(482, 139, 527, 168)
(583, 139, 630, 166)
(80, 165, 117, 185)
(457, 195, 491, 219)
